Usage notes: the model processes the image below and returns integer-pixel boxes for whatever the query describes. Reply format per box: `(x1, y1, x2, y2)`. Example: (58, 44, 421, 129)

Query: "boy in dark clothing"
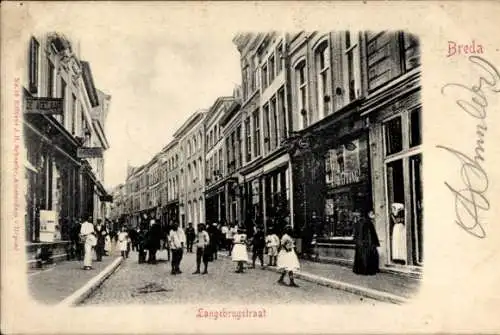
(185, 223, 195, 253)
(251, 226, 266, 268)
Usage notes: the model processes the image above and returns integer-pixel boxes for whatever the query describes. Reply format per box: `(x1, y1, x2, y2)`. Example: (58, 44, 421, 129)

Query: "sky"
(47, 6, 243, 189)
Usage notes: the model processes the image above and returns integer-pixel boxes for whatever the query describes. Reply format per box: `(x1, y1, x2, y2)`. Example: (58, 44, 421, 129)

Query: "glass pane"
(410, 108, 422, 147)
(387, 159, 407, 264)
(384, 117, 403, 155)
(410, 154, 423, 265)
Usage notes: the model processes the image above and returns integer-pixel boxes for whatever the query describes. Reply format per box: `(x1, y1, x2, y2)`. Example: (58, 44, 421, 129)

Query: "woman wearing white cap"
(277, 225, 300, 287)
(232, 227, 249, 273)
(391, 203, 406, 264)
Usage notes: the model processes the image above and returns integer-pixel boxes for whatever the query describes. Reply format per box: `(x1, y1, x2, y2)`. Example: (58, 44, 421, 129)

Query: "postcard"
(1, 1, 500, 334)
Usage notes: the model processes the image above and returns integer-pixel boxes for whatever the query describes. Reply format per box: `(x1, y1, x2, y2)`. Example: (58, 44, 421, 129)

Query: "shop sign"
(25, 97, 63, 115)
(325, 137, 368, 188)
(39, 210, 58, 242)
(77, 147, 103, 158)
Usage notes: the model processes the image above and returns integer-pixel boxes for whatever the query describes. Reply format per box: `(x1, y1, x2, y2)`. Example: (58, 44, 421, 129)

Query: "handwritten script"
(438, 56, 500, 238)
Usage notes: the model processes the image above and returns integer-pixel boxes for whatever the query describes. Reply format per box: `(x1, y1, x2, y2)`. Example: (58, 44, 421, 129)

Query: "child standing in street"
(277, 225, 300, 287)
(232, 227, 249, 273)
(118, 226, 129, 258)
(265, 229, 279, 266)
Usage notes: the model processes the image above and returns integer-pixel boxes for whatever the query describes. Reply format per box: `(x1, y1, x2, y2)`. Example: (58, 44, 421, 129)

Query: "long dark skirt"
(353, 246, 379, 275)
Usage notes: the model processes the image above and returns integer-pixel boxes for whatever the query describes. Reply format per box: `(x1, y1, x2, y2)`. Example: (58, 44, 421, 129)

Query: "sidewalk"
(219, 250, 420, 303)
(28, 250, 121, 305)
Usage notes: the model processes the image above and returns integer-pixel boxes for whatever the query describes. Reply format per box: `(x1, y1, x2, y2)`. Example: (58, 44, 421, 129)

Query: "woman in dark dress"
(353, 210, 380, 275)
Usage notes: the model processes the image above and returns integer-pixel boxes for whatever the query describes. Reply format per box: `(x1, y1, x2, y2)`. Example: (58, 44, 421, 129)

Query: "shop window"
(410, 154, 423, 265)
(384, 116, 403, 155)
(409, 107, 422, 147)
(323, 135, 370, 238)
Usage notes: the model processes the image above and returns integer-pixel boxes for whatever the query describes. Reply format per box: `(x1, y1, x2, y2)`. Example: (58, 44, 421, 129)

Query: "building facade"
(23, 32, 112, 265)
(204, 96, 238, 226)
(174, 111, 206, 228)
(159, 140, 179, 228)
(233, 32, 293, 236)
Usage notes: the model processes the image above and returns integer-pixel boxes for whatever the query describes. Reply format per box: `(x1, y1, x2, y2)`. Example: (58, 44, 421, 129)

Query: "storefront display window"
(323, 133, 370, 238)
(409, 107, 421, 147)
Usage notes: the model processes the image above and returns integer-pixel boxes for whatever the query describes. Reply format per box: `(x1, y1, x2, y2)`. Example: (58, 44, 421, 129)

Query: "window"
(218, 148, 223, 175)
(193, 137, 197, 152)
(226, 137, 231, 173)
(253, 109, 261, 157)
(409, 107, 422, 147)
(245, 117, 252, 162)
(276, 42, 284, 74)
(277, 87, 287, 142)
(269, 54, 275, 83)
(47, 61, 55, 97)
(236, 126, 242, 168)
(29, 37, 39, 94)
(315, 41, 331, 118)
(270, 96, 278, 150)
(263, 103, 270, 152)
(242, 66, 250, 99)
(345, 31, 361, 102)
(261, 63, 268, 90)
(295, 60, 308, 129)
(59, 78, 66, 125)
(403, 33, 420, 71)
(71, 94, 77, 134)
(384, 116, 403, 155)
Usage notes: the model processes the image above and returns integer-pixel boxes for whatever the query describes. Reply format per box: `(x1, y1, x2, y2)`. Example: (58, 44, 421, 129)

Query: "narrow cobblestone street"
(82, 249, 382, 305)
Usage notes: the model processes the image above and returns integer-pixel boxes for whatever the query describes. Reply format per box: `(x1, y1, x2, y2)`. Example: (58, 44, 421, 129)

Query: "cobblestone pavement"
(82, 249, 382, 305)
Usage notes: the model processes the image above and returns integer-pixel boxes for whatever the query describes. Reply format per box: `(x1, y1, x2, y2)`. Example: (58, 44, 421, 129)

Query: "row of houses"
(110, 31, 422, 272)
(23, 33, 113, 265)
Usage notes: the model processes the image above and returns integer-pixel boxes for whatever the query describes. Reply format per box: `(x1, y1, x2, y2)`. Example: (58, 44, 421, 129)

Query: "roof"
(172, 110, 206, 139)
(80, 61, 99, 108)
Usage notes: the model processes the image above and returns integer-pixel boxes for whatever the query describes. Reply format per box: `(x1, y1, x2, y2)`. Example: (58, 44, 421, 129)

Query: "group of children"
(231, 225, 301, 287)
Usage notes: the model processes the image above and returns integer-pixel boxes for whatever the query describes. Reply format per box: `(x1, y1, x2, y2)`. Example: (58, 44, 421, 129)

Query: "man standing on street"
(169, 223, 185, 274)
(251, 225, 266, 268)
(147, 219, 161, 264)
(193, 223, 210, 275)
(185, 222, 195, 253)
(80, 217, 95, 270)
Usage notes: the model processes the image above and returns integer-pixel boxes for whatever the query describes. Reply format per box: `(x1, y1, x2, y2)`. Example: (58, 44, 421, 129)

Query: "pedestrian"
(147, 219, 161, 264)
(117, 226, 129, 258)
(104, 234, 111, 256)
(185, 222, 195, 253)
(70, 218, 81, 260)
(207, 223, 220, 260)
(265, 228, 279, 266)
(94, 219, 107, 262)
(227, 223, 238, 256)
(80, 217, 96, 270)
(251, 225, 266, 268)
(169, 223, 185, 274)
(164, 223, 172, 261)
(232, 227, 249, 273)
(277, 225, 300, 287)
(137, 226, 147, 264)
(353, 210, 380, 275)
(193, 223, 211, 275)
(220, 223, 229, 250)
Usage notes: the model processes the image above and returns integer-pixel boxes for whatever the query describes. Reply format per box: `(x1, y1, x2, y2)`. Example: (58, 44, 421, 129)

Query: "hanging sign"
(25, 97, 64, 115)
(77, 147, 103, 158)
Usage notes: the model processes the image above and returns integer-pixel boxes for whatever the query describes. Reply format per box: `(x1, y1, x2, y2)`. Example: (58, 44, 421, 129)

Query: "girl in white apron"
(277, 225, 300, 287)
(118, 227, 129, 258)
(232, 227, 249, 273)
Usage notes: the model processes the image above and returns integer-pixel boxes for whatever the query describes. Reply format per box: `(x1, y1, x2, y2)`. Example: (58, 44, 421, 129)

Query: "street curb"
(58, 256, 123, 307)
(217, 252, 408, 305)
